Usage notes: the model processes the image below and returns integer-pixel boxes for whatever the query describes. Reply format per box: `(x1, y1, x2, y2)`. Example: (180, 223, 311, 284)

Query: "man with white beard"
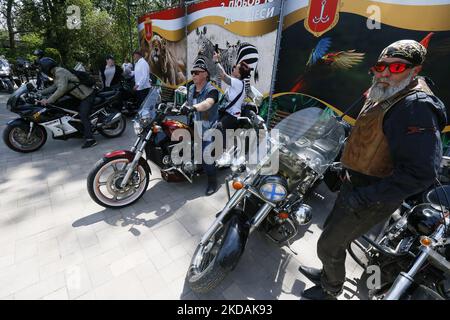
(298, 39, 448, 300)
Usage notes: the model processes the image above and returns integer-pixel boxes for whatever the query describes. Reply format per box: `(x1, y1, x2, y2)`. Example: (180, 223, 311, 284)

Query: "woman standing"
(99, 55, 123, 90)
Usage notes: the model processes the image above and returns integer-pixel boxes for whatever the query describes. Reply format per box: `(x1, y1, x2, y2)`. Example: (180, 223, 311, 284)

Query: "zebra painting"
(194, 27, 260, 89)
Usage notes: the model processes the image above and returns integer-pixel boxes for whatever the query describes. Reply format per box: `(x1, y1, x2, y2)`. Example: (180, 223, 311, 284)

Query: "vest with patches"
(341, 77, 435, 178)
(188, 81, 219, 132)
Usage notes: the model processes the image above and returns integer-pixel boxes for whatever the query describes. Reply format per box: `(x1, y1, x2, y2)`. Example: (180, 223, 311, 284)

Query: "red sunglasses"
(371, 62, 414, 74)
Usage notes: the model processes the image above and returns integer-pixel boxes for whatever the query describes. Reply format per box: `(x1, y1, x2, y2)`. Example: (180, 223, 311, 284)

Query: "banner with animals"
(186, 0, 283, 95)
(262, 0, 450, 130)
(138, 6, 187, 87)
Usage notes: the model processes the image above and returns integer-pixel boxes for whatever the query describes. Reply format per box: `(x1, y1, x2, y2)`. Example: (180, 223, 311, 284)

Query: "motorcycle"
(118, 78, 139, 116)
(86, 85, 266, 209)
(3, 82, 126, 153)
(14, 57, 34, 85)
(0, 58, 15, 94)
(348, 183, 450, 300)
(185, 106, 348, 293)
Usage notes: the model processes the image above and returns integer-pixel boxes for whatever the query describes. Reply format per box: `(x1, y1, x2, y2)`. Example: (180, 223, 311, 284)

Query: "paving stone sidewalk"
(0, 92, 367, 300)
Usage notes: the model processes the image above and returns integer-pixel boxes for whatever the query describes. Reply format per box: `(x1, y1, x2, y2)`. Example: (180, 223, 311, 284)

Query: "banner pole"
(183, 0, 188, 86)
(267, 0, 286, 126)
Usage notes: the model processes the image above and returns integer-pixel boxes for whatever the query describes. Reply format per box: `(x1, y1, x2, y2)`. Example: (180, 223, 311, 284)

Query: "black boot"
(82, 138, 97, 149)
(298, 265, 322, 285)
(302, 285, 338, 300)
(205, 175, 218, 196)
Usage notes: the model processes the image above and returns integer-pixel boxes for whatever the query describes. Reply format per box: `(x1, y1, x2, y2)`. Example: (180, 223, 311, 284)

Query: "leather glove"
(180, 104, 195, 115)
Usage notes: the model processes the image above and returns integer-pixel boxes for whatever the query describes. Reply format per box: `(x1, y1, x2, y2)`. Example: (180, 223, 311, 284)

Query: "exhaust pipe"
(101, 112, 122, 127)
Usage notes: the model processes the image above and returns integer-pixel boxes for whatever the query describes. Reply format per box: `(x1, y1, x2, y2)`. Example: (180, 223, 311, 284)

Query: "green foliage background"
(0, 0, 181, 71)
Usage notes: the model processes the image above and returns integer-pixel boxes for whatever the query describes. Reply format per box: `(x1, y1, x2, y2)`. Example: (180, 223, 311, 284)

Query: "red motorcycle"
(87, 86, 264, 208)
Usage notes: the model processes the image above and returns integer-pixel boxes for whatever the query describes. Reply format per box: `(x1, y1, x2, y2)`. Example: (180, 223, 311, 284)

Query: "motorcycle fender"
(7, 118, 30, 129)
(216, 211, 250, 271)
(103, 150, 151, 174)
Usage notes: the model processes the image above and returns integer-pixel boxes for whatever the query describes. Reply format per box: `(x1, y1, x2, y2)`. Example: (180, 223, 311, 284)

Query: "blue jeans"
(202, 140, 216, 177)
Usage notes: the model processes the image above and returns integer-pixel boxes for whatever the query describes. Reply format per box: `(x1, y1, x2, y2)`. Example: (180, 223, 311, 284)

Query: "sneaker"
(81, 139, 97, 149)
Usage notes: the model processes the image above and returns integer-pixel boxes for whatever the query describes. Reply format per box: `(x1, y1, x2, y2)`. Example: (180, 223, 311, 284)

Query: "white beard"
(367, 71, 415, 103)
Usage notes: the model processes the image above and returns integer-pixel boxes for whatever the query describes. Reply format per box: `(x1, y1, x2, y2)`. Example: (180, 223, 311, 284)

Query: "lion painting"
(149, 34, 186, 86)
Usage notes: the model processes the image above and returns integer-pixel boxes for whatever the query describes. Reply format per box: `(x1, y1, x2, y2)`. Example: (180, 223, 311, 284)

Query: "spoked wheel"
(3, 123, 47, 153)
(186, 222, 230, 293)
(98, 114, 126, 138)
(87, 156, 150, 208)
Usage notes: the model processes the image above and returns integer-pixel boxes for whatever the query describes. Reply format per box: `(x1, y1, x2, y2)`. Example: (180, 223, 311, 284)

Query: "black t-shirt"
(193, 88, 219, 104)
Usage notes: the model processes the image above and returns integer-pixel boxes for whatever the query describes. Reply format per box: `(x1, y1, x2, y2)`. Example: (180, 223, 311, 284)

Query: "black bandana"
(378, 40, 427, 65)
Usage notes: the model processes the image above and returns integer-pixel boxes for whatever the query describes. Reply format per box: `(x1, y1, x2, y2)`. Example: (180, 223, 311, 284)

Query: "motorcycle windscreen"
(7, 84, 29, 108)
(136, 87, 160, 122)
(272, 107, 345, 175)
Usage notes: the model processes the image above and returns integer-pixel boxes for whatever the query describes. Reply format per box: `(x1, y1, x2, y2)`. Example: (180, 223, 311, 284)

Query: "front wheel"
(186, 222, 231, 293)
(3, 123, 47, 153)
(87, 156, 150, 208)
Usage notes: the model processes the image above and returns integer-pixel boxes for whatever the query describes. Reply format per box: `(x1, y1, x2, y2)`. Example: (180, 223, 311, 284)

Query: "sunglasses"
(371, 62, 414, 74)
(191, 70, 206, 76)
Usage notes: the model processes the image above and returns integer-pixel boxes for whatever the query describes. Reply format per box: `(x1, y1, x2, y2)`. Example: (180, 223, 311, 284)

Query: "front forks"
(120, 132, 151, 189)
(26, 122, 35, 140)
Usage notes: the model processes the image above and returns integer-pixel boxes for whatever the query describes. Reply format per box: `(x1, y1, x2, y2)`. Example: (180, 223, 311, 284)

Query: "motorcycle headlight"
(133, 120, 143, 135)
(259, 176, 288, 203)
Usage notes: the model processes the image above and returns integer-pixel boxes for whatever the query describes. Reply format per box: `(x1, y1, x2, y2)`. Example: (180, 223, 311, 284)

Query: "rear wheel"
(98, 114, 126, 138)
(87, 156, 150, 208)
(3, 123, 47, 153)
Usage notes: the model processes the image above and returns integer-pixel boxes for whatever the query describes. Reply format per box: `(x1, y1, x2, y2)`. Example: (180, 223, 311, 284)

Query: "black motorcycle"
(185, 106, 348, 293)
(14, 57, 34, 85)
(0, 58, 15, 94)
(3, 83, 126, 153)
(348, 183, 450, 300)
(118, 78, 139, 116)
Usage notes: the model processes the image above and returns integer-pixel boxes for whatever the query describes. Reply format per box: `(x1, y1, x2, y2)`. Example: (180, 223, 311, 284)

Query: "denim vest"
(188, 82, 219, 141)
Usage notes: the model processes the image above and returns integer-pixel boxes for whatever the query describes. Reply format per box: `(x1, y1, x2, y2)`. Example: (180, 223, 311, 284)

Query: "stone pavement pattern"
(0, 92, 367, 300)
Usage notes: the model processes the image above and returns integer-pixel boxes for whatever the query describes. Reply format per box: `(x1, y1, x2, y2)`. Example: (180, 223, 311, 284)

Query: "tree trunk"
(6, 0, 15, 53)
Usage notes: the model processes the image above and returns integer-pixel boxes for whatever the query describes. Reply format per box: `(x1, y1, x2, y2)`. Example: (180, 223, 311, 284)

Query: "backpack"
(69, 69, 96, 87)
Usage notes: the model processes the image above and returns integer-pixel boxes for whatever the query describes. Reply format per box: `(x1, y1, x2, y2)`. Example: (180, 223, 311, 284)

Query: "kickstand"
(285, 240, 298, 255)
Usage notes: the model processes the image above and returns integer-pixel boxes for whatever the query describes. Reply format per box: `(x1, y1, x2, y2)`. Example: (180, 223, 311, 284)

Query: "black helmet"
(33, 49, 44, 58)
(407, 203, 442, 236)
(38, 57, 57, 76)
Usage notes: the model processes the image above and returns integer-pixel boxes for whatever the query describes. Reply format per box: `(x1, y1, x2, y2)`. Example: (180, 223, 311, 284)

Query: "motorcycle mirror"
(294, 204, 312, 225)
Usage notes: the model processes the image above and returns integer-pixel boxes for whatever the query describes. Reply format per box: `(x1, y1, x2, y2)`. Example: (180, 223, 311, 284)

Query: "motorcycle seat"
(96, 91, 117, 98)
(93, 91, 117, 106)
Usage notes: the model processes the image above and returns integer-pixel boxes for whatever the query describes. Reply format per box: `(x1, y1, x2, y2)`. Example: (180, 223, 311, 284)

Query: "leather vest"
(341, 77, 435, 178)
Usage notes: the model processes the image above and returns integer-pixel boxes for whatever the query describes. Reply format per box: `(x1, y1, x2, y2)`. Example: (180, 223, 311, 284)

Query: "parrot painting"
(291, 37, 365, 92)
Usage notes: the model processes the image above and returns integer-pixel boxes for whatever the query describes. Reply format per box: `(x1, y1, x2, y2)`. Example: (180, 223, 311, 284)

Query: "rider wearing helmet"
(38, 57, 97, 148)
